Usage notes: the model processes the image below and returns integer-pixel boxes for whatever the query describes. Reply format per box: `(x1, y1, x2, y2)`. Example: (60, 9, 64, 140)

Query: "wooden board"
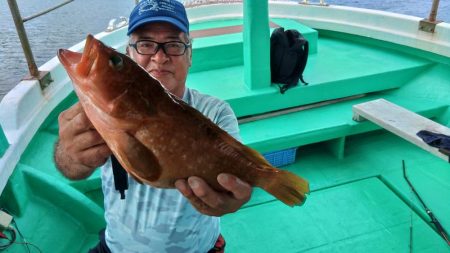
(190, 21, 279, 38)
(353, 98, 450, 162)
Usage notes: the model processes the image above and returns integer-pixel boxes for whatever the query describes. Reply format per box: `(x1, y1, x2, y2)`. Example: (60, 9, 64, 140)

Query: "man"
(54, 0, 252, 252)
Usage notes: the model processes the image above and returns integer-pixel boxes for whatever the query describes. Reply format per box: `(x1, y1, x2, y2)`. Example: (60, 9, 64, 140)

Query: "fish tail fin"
(258, 167, 309, 207)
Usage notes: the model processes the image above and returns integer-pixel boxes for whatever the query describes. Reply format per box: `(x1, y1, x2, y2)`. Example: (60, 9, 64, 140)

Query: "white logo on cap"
(139, 0, 160, 15)
(139, 0, 176, 15)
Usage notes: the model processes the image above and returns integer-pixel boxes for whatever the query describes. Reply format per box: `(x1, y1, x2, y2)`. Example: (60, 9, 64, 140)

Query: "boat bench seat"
(353, 98, 450, 161)
(238, 92, 449, 155)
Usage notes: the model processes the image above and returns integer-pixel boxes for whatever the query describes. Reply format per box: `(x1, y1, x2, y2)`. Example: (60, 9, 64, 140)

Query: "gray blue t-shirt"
(101, 88, 240, 253)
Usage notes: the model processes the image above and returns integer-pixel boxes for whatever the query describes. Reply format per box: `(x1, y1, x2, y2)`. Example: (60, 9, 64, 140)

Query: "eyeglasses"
(128, 40, 191, 56)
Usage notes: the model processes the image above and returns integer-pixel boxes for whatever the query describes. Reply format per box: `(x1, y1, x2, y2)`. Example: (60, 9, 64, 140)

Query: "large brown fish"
(57, 34, 309, 206)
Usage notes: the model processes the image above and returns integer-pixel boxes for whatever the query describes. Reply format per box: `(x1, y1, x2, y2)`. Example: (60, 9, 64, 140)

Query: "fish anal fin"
(112, 131, 161, 183)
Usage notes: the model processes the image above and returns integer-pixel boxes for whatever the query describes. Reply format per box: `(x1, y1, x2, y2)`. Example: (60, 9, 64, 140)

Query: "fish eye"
(109, 54, 123, 70)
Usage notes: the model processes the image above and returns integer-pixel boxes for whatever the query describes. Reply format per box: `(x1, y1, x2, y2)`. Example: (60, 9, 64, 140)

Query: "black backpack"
(270, 27, 309, 94)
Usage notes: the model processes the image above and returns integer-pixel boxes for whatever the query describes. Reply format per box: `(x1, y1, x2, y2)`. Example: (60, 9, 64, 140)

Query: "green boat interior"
(1, 17, 449, 252)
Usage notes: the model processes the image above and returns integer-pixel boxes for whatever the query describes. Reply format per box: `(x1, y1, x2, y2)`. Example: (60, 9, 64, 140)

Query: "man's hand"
(175, 173, 252, 216)
(54, 103, 112, 179)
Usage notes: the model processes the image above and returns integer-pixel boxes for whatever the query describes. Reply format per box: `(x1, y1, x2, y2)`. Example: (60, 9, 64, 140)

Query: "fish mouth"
(57, 34, 96, 75)
(57, 48, 82, 67)
(80, 34, 95, 66)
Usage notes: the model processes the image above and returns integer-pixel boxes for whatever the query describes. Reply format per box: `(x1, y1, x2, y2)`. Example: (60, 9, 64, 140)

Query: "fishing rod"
(402, 160, 450, 245)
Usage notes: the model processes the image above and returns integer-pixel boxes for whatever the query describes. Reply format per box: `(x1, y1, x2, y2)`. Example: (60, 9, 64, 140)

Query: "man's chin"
(150, 70, 171, 79)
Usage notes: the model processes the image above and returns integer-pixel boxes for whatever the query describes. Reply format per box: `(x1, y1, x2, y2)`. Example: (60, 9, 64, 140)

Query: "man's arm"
(54, 103, 112, 180)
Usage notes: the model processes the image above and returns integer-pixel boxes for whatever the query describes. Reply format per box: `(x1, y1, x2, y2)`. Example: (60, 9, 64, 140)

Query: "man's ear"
(126, 46, 130, 56)
(187, 46, 192, 67)
(188, 50, 192, 67)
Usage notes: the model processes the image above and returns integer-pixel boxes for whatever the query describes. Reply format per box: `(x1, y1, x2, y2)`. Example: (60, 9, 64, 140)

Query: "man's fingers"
(175, 179, 192, 196)
(188, 177, 208, 197)
(176, 178, 222, 216)
(70, 110, 94, 132)
(59, 102, 83, 121)
(78, 144, 112, 168)
(189, 177, 227, 208)
(72, 130, 106, 151)
(176, 176, 252, 216)
(217, 173, 252, 200)
(176, 179, 213, 213)
(59, 104, 94, 137)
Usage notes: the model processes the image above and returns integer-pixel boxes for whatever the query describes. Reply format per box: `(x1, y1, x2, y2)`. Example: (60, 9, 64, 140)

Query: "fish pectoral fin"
(112, 131, 161, 183)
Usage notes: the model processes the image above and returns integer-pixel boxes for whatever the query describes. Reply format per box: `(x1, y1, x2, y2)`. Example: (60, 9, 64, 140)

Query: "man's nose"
(152, 47, 169, 63)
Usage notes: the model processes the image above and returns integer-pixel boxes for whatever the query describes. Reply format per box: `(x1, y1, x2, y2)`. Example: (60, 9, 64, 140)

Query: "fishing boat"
(1, 0, 449, 252)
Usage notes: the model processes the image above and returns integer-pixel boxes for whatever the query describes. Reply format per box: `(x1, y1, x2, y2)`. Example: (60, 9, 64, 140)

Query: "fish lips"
(57, 34, 96, 76)
(57, 48, 82, 67)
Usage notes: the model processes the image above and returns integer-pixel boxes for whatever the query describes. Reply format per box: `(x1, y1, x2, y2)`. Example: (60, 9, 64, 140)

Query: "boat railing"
(6, 0, 74, 90)
(182, 0, 444, 32)
(419, 0, 443, 32)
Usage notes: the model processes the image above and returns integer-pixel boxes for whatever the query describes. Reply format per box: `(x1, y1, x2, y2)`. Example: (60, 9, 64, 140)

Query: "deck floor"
(222, 131, 450, 252)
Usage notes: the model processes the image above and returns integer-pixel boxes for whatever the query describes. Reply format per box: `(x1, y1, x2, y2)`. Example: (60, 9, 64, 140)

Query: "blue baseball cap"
(127, 0, 189, 36)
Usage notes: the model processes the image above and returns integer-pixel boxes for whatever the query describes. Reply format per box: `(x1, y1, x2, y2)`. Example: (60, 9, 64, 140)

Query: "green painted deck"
(187, 19, 433, 117)
(223, 132, 450, 252)
(223, 177, 446, 252)
(1, 18, 449, 252)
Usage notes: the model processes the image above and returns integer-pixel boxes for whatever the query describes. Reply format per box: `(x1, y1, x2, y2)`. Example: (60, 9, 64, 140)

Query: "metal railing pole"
(428, 0, 440, 22)
(7, 0, 39, 78)
(419, 0, 442, 33)
(22, 0, 73, 23)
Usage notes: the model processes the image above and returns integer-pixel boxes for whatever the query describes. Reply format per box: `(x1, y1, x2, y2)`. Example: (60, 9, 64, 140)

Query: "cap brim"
(127, 16, 188, 36)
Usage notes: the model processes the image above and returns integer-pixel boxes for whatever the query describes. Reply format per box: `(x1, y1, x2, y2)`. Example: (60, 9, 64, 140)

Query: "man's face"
(128, 22, 192, 98)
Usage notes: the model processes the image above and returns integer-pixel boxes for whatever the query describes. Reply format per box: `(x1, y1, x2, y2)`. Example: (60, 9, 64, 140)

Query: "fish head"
(57, 34, 140, 107)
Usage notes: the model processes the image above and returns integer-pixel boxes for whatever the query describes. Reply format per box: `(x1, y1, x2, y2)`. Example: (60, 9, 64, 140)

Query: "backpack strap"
(270, 27, 289, 84)
(278, 29, 299, 88)
(288, 30, 309, 85)
(297, 37, 309, 85)
(111, 155, 128, 199)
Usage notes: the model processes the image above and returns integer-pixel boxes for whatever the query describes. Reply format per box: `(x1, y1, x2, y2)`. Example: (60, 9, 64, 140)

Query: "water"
(0, 0, 135, 100)
(327, 0, 449, 19)
(0, 0, 449, 101)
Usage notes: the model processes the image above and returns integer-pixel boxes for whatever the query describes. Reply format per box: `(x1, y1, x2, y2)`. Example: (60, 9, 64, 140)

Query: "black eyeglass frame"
(128, 40, 191, 56)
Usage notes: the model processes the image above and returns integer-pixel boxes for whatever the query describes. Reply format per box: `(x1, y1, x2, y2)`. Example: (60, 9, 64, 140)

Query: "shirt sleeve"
(214, 102, 241, 142)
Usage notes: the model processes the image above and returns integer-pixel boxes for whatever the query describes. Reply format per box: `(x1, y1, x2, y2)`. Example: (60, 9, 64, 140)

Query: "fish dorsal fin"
(221, 132, 273, 168)
(172, 97, 273, 168)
